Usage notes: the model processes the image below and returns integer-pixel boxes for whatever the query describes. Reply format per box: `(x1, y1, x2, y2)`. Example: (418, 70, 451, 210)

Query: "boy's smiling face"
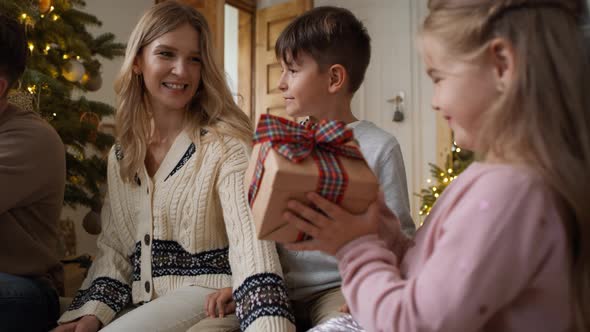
(277, 51, 332, 118)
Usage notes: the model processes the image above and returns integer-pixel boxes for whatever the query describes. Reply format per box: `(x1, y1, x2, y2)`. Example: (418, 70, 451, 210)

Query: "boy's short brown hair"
(0, 14, 28, 90)
(275, 6, 371, 94)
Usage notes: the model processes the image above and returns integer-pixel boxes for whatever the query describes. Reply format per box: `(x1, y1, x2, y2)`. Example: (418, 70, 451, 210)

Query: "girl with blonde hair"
(55, 2, 294, 331)
(283, 0, 590, 331)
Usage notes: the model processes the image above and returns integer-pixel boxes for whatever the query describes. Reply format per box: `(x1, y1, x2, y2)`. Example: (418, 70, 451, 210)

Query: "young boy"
(0, 14, 66, 332)
(205, 6, 415, 330)
(274, 5, 414, 330)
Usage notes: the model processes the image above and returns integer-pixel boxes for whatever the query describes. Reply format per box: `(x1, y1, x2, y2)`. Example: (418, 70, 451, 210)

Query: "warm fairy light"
(53, 113, 57, 117)
(443, 178, 448, 183)
(447, 168, 453, 174)
(432, 187, 437, 192)
(50, 6, 55, 12)
(456, 148, 462, 152)
(76, 56, 81, 60)
(40, 14, 45, 18)
(52, 14, 59, 21)
(21, 13, 27, 20)
(27, 85, 36, 94)
(439, 172, 444, 176)
(63, 54, 69, 60)
(28, 42, 34, 52)
(426, 178, 431, 183)
(434, 193, 439, 198)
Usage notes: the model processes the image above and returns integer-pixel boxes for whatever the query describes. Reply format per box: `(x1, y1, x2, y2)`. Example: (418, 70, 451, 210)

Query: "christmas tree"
(1, 0, 125, 209)
(417, 141, 474, 219)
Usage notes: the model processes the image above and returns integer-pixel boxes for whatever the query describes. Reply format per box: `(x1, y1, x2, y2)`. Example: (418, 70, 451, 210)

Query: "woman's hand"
(52, 315, 101, 332)
(205, 287, 235, 318)
(281, 191, 384, 256)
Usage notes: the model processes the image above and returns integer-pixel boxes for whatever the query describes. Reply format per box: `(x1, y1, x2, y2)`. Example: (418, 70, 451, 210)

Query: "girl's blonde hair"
(114, 1, 252, 182)
(422, 0, 590, 330)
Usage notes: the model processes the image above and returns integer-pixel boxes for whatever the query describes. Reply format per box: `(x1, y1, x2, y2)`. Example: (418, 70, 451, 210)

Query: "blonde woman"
(55, 2, 294, 331)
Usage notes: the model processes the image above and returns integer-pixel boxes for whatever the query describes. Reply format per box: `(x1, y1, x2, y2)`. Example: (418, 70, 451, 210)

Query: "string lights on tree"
(417, 141, 474, 220)
(2, 0, 125, 209)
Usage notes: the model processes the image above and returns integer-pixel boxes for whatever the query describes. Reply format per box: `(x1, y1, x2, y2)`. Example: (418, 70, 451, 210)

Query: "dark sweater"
(0, 103, 65, 294)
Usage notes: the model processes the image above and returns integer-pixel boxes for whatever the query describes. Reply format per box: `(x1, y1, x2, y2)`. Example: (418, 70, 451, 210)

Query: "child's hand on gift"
(205, 287, 235, 318)
(282, 191, 387, 255)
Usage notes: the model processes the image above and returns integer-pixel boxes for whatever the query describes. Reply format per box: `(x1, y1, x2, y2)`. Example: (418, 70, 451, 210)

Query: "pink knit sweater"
(337, 162, 571, 332)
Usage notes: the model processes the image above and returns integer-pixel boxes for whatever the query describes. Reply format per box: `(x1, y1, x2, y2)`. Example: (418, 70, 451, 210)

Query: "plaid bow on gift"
(248, 114, 364, 210)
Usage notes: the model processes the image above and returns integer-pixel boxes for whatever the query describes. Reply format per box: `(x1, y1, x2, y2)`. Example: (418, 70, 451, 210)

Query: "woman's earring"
(496, 82, 505, 93)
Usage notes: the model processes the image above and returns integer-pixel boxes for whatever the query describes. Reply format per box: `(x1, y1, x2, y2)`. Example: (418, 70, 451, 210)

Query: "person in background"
(0, 14, 66, 332)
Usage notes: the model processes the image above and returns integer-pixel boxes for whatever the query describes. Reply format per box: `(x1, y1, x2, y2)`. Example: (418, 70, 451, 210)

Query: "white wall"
(224, 4, 239, 96)
(63, 0, 153, 256)
(85, 0, 153, 106)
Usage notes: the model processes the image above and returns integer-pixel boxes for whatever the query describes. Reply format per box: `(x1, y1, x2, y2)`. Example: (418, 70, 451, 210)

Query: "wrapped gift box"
(245, 115, 379, 243)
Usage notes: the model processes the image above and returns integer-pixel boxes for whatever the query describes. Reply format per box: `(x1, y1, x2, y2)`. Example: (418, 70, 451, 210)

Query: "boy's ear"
(327, 64, 347, 94)
(488, 37, 516, 92)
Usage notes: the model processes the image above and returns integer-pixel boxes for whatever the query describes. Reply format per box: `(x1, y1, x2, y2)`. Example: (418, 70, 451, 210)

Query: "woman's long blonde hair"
(114, 1, 252, 182)
(422, 0, 590, 330)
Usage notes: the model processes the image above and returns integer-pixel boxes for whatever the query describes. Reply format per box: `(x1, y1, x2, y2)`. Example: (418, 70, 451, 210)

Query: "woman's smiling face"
(134, 23, 202, 113)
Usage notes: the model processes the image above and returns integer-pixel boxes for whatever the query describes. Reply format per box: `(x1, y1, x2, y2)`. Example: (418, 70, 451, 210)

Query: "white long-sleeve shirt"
(278, 120, 414, 300)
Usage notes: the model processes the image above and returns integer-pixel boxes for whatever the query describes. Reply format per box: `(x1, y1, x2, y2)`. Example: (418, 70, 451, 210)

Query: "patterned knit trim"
(164, 143, 196, 182)
(234, 273, 295, 330)
(68, 277, 131, 313)
(129, 240, 231, 281)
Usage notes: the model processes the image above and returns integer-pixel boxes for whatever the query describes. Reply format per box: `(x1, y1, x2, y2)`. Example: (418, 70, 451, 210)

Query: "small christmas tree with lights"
(1, 0, 125, 209)
(417, 141, 474, 218)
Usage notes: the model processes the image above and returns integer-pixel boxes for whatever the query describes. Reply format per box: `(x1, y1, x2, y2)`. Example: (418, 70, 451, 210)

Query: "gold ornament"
(62, 59, 85, 82)
(39, 0, 52, 14)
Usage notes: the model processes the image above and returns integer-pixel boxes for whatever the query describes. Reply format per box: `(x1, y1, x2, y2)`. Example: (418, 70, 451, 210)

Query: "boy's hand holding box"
(246, 114, 379, 243)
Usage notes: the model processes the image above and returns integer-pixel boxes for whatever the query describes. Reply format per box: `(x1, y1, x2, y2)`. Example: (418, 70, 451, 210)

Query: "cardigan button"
(144, 234, 151, 246)
(144, 281, 150, 293)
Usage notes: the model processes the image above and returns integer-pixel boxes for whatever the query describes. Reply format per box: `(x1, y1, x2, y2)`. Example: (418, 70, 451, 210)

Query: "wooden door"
(254, 0, 312, 125)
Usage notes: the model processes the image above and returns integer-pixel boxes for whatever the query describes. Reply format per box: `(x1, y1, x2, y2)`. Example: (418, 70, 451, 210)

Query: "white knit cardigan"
(58, 131, 295, 331)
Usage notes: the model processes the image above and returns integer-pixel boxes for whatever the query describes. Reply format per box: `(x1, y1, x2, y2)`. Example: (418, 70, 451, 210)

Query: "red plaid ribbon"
(248, 115, 363, 237)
